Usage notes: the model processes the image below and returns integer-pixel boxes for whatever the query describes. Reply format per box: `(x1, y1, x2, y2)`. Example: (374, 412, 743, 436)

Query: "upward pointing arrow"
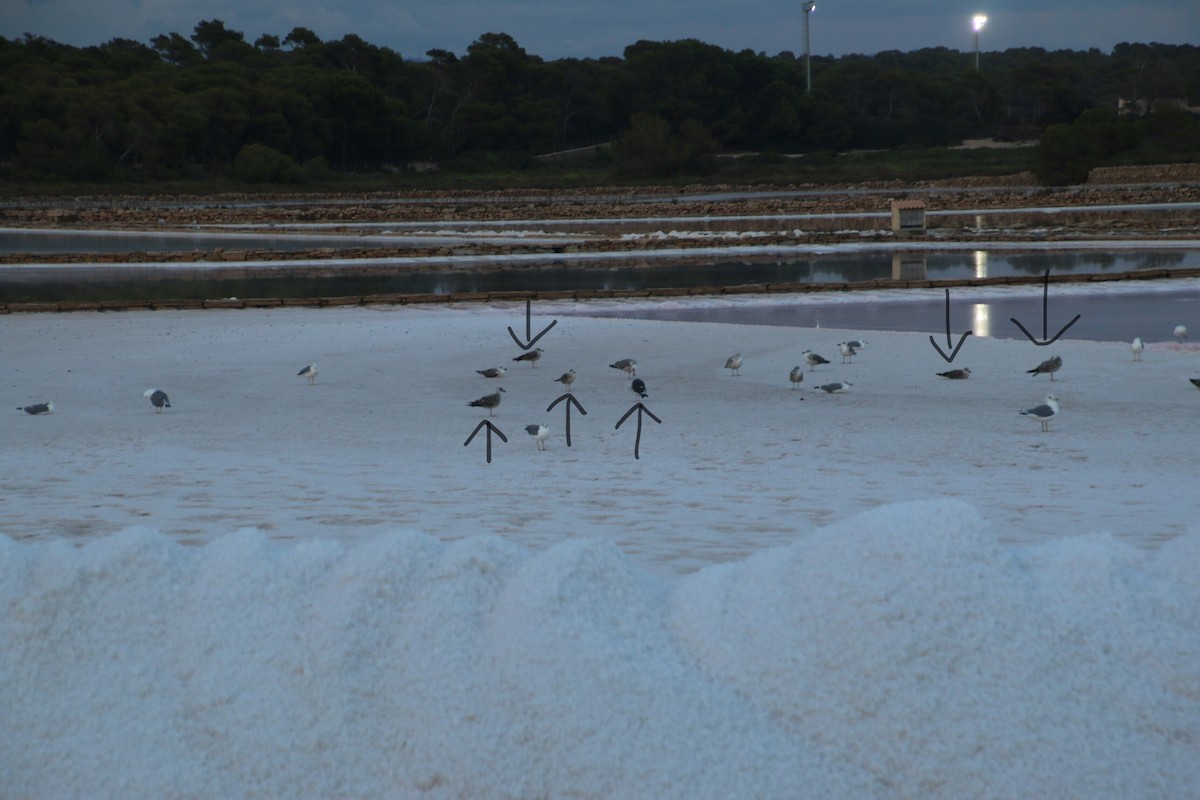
(615, 402, 662, 460)
(463, 419, 507, 463)
(507, 299, 557, 350)
(546, 393, 588, 447)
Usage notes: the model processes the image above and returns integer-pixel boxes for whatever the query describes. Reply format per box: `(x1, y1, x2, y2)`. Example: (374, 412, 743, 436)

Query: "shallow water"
(570, 286, 1200, 343)
(2, 247, 1197, 306)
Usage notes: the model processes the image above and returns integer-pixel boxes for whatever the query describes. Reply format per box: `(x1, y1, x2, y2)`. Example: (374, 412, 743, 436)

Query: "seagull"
(1020, 394, 1060, 432)
(468, 387, 505, 415)
(298, 363, 318, 384)
(1027, 355, 1062, 381)
(789, 366, 804, 389)
(610, 358, 637, 377)
(17, 401, 53, 415)
(837, 342, 857, 363)
(476, 367, 507, 378)
(1130, 337, 1144, 361)
(525, 423, 550, 450)
(631, 378, 648, 398)
(1174, 324, 1188, 341)
(816, 382, 852, 394)
(553, 369, 576, 391)
(513, 348, 543, 368)
(803, 350, 830, 371)
(724, 352, 743, 376)
(845, 339, 868, 350)
(143, 388, 171, 412)
(937, 367, 971, 379)
(1190, 378, 1200, 390)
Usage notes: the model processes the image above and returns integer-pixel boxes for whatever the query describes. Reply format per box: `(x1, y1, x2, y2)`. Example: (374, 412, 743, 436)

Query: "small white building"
(891, 199, 927, 234)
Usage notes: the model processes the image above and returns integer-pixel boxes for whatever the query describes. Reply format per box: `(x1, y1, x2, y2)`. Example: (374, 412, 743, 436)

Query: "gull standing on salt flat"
(476, 367, 507, 378)
(816, 381, 852, 394)
(937, 367, 971, 379)
(609, 358, 637, 377)
(631, 378, 648, 398)
(1020, 394, 1060, 432)
(513, 348, 543, 368)
(845, 339, 868, 350)
(803, 350, 830, 371)
(553, 369, 576, 391)
(297, 363, 318, 384)
(143, 388, 171, 412)
(468, 387, 505, 415)
(724, 353, 743, 376)
(525, 423, 550, 450)
(837, 342, 857, 364)
(789, 366, 804, 389)
(1130, 337, 1144, 362)
(1027, 355, 1062, 381)
(1174, 324, 1188, 341)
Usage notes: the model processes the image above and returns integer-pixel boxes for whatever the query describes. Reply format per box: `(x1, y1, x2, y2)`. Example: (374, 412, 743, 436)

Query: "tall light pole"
(802, 1, 816, 92)
(972, 14, 987, 70)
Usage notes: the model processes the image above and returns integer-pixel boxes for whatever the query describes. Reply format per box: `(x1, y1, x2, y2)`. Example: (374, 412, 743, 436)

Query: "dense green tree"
(0, 26, 1195, 184)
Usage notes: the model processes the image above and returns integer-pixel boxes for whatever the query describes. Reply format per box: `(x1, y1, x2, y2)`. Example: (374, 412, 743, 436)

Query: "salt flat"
(3, 297, 1198, 571)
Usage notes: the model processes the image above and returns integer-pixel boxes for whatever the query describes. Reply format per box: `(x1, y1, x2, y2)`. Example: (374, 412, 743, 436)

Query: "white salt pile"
(2, 499, 1198, 798)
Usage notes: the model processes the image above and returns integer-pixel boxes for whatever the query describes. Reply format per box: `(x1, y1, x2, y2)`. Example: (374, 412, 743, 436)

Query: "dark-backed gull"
(1174, 324, 1188, 341)
(937, 367, 971, 379)
(476, 367, 507, 378)
(298, 363, 318, 384)
(1020, 394, 1059, 432)
(143, 388, 171, 412)
(724, 352, 743, 376)
(1130, 337, 1144, 361)
(816, 381, 851, 394)
(837, 342, 857, 363)
(525, 423, 550, 450)
(789, 366, 804, 389)
(803, 350, 830, 371)
(631, 378, 648, 398)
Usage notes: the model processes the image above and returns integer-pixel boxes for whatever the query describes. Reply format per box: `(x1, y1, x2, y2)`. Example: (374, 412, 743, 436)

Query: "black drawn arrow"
(507, 299, 557, 350)
(463, 420, 507, 463)
(546, 393, 588, 447)
(1010, 270, 1081, 346)
(929, 288, 973, 363)
(615, 402, 662, 460)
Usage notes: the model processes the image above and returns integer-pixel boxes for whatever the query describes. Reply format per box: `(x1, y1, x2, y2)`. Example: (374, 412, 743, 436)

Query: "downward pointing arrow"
(1010, 270, 1081, 346)
(507, 299, 557, 350)
(929, 288, 972, 363)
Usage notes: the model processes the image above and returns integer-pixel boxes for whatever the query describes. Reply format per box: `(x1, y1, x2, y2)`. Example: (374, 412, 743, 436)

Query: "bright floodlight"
(972, 14, 988, 69)
(803, 1, 816, 11)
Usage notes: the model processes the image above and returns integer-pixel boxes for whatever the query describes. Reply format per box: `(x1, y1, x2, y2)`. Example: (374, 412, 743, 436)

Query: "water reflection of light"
(973, 250, 988, 279)
(973, 303, 991, 338)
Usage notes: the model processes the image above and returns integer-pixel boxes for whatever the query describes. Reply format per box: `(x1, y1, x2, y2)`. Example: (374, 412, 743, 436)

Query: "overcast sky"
(3, 0, 1197, 60)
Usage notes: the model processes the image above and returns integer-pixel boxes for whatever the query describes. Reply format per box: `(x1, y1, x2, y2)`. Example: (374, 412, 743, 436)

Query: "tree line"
(1, 21, 1197, 185)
